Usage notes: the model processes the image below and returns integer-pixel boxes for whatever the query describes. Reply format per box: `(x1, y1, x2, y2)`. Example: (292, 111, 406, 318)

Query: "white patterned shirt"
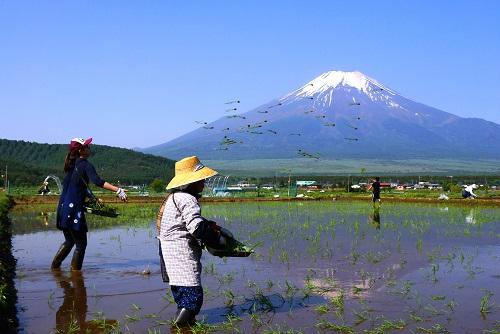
(158, 192, 204, 286)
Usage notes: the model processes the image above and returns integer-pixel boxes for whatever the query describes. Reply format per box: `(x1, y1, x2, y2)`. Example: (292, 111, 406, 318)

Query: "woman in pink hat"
(51, 137, 127, 271)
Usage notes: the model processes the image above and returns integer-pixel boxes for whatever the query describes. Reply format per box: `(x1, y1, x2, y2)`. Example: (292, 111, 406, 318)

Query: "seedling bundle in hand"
(84, 197, 120, 218)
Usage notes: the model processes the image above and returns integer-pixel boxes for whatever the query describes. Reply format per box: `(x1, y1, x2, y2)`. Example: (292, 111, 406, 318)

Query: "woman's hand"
(116, 188, 128, 201)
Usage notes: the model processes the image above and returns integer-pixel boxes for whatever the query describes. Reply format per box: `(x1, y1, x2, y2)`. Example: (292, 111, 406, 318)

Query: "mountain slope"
(143, 71, 500, 160)
(0, 139, 175, 185)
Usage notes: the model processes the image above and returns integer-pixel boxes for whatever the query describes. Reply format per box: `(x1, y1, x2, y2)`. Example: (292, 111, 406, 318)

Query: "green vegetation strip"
(0, 192, 18, 333)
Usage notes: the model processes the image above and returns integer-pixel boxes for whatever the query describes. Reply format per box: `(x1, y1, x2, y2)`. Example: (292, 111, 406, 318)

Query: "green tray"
(206, 238, 254, 257)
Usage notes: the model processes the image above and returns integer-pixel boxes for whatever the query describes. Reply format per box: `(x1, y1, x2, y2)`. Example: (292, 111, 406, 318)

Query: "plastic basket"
(206, 238, 254, 257)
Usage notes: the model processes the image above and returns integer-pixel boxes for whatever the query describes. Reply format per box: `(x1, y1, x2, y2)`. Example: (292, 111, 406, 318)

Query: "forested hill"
(0, 139, 175, 186)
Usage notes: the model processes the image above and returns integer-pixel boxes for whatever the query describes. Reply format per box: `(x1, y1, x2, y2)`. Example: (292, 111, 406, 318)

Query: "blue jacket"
(56, 158, 105, 232)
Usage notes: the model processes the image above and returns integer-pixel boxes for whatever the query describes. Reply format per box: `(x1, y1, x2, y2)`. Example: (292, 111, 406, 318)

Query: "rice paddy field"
(10, 201, 500, 333)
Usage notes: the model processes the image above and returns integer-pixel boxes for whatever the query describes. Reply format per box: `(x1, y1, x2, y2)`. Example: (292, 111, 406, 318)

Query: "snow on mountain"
(142, 70, 500, 160)
(282, 71, 397, 106)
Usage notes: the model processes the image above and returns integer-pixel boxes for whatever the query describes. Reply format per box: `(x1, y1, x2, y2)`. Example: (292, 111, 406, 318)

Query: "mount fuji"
(143, 71, 500, 161)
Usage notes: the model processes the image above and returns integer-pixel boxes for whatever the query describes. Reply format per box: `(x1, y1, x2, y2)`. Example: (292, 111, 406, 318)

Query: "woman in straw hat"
(51, 137, 128, 271)
(157, 156, 231, 327)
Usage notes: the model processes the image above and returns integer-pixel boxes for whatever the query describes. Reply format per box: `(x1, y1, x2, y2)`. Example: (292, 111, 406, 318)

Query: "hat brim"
(166, 166, 218, 190)
(83, 137, 93, 146)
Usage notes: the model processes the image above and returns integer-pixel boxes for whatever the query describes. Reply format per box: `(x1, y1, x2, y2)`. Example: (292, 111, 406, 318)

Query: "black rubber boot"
(174, 308, 196, 327)
(51, 244, 72, 269)
(70, 249, 85, 271)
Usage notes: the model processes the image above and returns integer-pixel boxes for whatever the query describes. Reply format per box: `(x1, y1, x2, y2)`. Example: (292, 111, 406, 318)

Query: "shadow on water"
(52, 270, 118, 334)
(200, 293, 326, 324)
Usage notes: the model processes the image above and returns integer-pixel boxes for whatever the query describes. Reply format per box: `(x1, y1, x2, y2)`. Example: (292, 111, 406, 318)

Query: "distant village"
(204, 178, 497, 198)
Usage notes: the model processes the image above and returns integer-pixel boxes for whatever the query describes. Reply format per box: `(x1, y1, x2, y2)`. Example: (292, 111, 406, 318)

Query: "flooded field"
(11, 201, 500, 333)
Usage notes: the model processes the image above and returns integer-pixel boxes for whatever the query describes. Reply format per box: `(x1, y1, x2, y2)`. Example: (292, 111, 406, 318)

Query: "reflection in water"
(41, 212, 49, 226)
(52, 271, 117, 333)
(369, 207, 381, 229)
(465, 209, 476, 224)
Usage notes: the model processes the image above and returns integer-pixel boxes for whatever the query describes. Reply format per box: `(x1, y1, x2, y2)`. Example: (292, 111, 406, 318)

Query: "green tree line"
(0, 139, 175, 186)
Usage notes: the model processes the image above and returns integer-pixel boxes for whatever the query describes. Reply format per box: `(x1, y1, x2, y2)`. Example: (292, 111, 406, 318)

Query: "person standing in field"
(51, 137, 127, 271)
(157, 156, 232, 327)
(367, 176, 381, 204)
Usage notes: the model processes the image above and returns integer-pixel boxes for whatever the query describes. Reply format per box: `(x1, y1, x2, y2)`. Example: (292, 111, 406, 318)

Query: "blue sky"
(1, 1, 499, 148)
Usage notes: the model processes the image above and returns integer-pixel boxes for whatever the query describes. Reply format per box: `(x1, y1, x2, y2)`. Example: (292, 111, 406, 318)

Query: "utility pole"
(287, 171, 291, 197)
(4, 165, 7, 191)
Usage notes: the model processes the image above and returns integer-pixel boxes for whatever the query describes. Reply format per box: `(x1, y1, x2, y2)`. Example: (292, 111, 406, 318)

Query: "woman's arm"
(102, 182, 127, 201)
(83, 161, 127, 201)
(102, 182, 120, 192)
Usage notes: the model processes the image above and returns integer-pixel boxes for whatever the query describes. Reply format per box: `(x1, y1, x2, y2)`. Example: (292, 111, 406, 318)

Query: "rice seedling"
(262, 326, 305, 334)
(428, 263, 440, 282)
(88, 312, 120, 333)
(329, 290, 345, 316)
(416, 323, 450, 333)
(424, 303, 444, 316)
(416, 238, 423, 254)
(350, 249, 361, 265)
(431, 295, 446, 301)
(315, 320, 355, 333)
(365, 318, 406, 334)
(353, 309, 370, 325)
(147, 328, 162, 334)
(480, 290, 495, 315)
(250, 312, 264, 328)
(314, 303, 330, 314)
(247, 279, 257, 289)
(187, 321, 217, 334)
(55, 317, 80, 334)
(223, 289, 235, 308)
(154, 320, 170, 326)
(203, 262, 217, 275)
(409, 312, 423, 322)
(216, 314, 242, 333)
(446, 299, 457, 312)
(251, 291, 279, 312)
(483, 329, 500, 334)
(124, 314, 140, 323)
(284, 280, 299, 299)
(365, 250, 384, 264)
(162, 291, 175, 305)
(131, 303, 141, 311)
(217, 272, 234, 286)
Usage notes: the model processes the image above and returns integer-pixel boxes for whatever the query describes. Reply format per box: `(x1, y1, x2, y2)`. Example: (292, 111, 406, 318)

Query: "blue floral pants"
(170, 285, 203, 314)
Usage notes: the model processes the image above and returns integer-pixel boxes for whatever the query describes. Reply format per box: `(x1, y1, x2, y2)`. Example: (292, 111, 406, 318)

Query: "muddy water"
(11, 202, 500, 333)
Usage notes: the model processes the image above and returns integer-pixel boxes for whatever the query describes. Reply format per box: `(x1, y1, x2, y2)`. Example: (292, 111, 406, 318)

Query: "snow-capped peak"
(284, 70, 396, 100)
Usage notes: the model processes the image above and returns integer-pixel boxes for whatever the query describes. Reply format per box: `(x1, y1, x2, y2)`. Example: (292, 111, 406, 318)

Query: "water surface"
(12, 201, 500, 333)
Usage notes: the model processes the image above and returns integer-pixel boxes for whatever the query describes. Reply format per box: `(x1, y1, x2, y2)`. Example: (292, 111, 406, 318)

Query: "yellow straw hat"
(166, 156, 218, 190)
